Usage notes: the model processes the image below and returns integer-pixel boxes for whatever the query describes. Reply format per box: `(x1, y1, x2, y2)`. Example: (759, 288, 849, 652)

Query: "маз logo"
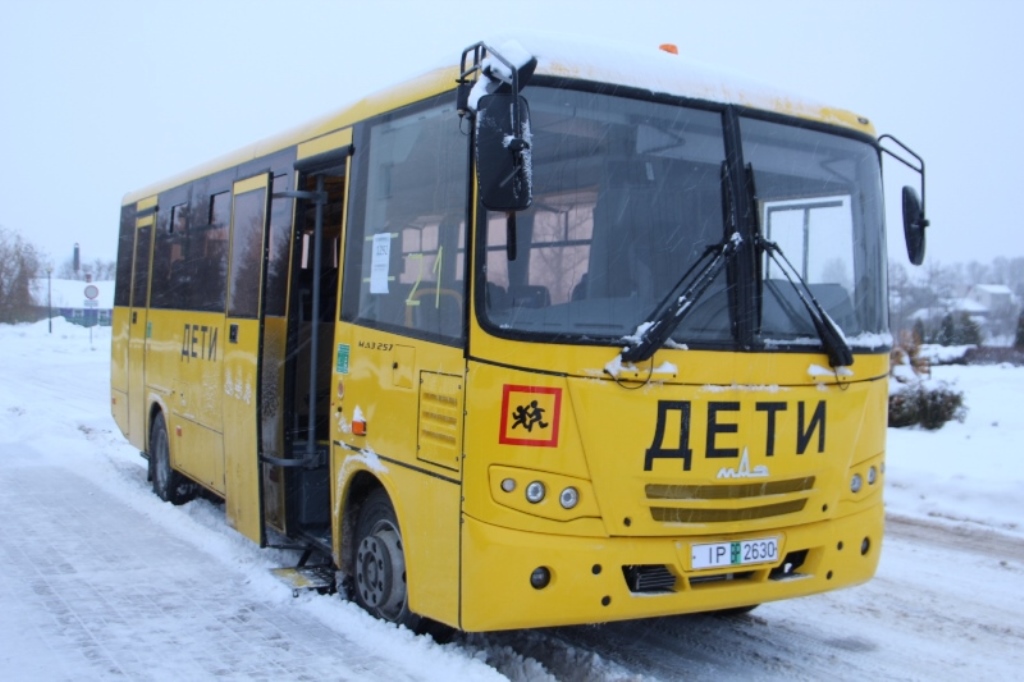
(716, 448, 769, 479)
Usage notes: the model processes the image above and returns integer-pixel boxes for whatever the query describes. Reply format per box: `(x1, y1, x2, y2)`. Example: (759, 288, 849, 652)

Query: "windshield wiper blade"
(758, 237, 853, 368)
(620, 233, 741, 364)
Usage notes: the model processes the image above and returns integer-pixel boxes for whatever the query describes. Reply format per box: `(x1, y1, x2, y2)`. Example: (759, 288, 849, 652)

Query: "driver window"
(342, 97, 469, 343)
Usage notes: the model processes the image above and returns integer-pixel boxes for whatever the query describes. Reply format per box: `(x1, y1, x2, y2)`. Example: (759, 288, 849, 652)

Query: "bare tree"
(0, 226, 42, 323)
(888, 261, 911, 334)
(892, 255, 1024, 346)
(56, 255, 116, 281)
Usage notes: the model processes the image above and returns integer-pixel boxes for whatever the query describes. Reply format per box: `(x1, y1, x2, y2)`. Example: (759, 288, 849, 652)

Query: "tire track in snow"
(463, 514, 1024, 680)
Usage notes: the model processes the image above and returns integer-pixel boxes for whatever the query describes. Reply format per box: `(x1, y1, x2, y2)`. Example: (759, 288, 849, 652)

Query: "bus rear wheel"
(353, 489, 422, 630)
(150, 412, 196, 505)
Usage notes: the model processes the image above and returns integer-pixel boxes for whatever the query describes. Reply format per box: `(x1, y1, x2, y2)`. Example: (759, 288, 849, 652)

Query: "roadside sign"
(84, 284, 99, 300)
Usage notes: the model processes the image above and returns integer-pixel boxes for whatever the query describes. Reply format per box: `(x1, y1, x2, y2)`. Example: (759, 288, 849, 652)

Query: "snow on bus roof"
(492, 32, 870, 131)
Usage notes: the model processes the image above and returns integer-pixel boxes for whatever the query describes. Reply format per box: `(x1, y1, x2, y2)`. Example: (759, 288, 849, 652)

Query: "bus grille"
(646, 477, 814, 524)
(646, 477, 815, 500)
(623, 564, 677, 593)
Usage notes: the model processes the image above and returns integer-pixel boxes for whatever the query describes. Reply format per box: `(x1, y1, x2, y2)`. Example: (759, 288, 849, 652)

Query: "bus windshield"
(480, 87, 888, 351)
(743, 117, 888, 346)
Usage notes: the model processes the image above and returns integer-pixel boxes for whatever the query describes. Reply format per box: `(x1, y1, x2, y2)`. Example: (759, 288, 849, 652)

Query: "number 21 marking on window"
(405, 247, 443, 309)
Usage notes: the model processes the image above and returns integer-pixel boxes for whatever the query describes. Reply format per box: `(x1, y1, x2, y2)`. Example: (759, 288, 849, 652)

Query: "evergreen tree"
(938, 313, 956, 346)
(937, 311, 981, 346)
(955, 312, 982, 345)
(912, 318, 926, 345)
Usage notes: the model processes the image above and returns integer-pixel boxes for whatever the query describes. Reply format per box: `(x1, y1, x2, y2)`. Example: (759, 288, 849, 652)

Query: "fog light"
(559, 486, 579, 509)
(868, 466, 878, 485)
(501, 478, 516, 493)
(850, 473, 863, 494)
(861, 537, 871, 555)
(530, 566, 551, 589)
(525, 481, 545, 504)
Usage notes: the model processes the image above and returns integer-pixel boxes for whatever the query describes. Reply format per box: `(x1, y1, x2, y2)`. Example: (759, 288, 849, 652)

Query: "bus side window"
(227, 188, 266, 318)
(150, 192, 190, 310)
(193, 190, 231, 312)
(342, 96, 468, 344)
(114, 204, 135, 308)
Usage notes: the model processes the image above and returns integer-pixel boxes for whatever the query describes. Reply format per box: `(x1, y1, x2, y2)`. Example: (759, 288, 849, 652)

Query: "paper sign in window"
(370, 233, 391, 294)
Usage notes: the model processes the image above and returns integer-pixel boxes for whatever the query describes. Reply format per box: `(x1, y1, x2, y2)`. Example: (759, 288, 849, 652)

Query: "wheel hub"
(356, 525, 406, 619)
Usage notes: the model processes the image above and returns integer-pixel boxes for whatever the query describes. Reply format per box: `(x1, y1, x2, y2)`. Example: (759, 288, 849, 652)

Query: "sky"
(2, 0, 1023, 271)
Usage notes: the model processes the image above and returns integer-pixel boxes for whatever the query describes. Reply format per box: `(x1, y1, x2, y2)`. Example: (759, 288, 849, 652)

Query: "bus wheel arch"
(149, 410, 196, 505)
(346, 482, 429, 632)
(339, 471, 382, 578)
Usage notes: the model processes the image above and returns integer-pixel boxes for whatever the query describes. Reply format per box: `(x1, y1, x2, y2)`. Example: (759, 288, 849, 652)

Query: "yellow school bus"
(110, 35, 928, 633)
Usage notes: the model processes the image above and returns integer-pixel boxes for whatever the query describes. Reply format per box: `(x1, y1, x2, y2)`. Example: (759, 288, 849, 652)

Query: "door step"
(271, 565, 336, 598)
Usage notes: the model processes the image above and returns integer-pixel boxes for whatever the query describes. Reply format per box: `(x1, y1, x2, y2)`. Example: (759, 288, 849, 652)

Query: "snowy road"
(0, 451, 473, 681)
(2, 320, 1021, 681)
(474, 515, 1024, 681)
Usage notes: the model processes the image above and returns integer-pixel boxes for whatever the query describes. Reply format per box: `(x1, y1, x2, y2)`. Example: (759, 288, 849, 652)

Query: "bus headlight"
(850, 473, 863, 494)
(525, 481, 545, 504)
(559, 486, 579, 509)
(868, 466, 878, 485)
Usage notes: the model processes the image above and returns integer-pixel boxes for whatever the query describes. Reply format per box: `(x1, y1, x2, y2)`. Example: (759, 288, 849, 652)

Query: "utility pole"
(47, 266, 53, 333)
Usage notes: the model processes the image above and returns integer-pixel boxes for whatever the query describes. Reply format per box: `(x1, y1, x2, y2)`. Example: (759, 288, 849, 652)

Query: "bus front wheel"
(353, 489, 422, 630)
(150, 412, 196, 505)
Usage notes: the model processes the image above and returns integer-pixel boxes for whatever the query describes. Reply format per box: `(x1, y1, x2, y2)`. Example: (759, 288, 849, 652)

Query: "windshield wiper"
(758, 237, 853, 368)
(620, 233, 741, 363)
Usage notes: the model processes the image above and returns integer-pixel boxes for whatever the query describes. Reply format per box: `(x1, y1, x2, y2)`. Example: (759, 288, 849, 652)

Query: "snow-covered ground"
(1, 319, 1021, 680)
(886, 364, 1023, 539)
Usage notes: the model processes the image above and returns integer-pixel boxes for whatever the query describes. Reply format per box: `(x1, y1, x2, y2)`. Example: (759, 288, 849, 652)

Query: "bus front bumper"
(458, 502, 883, 632)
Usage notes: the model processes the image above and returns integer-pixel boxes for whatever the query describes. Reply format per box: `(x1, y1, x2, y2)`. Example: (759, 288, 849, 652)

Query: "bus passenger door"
(127, 211, 154, 450)
(280, 170, 344, 545)
(223, 173, 272, 544)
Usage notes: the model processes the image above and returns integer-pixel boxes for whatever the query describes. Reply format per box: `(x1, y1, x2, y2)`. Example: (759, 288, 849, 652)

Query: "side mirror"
(902, 185, 928, 266)
(879, 135, 928, 266)
(476, 93, 533, 212)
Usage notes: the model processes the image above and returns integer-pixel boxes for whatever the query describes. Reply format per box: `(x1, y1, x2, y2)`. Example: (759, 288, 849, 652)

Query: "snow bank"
(885, 364, 1024, 538)
(918, 343, 975, 365)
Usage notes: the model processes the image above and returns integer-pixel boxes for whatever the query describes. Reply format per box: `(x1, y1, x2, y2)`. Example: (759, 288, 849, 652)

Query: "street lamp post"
(47, 267, 53, 334)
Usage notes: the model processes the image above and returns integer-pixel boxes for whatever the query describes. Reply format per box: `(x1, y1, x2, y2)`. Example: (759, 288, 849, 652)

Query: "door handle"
(229, 324, 239, 344)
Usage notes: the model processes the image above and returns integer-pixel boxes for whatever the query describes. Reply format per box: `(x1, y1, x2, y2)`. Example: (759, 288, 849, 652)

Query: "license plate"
(691, 537, 779, 570)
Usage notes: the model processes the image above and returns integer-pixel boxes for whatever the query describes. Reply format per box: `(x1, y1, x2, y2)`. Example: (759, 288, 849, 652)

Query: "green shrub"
(887, 387, 922, 428)
(888, 382, 967, 430)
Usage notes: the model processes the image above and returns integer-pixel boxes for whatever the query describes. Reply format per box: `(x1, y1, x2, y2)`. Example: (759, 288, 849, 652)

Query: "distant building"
(909, 284, 1021, 345)
(966, 284, 1017, 312)
(30, 278, 114, 327)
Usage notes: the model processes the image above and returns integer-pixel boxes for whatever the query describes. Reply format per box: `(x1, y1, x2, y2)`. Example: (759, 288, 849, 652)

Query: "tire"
(352, 489, 435, 633)
(150, 412, 196, 505)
